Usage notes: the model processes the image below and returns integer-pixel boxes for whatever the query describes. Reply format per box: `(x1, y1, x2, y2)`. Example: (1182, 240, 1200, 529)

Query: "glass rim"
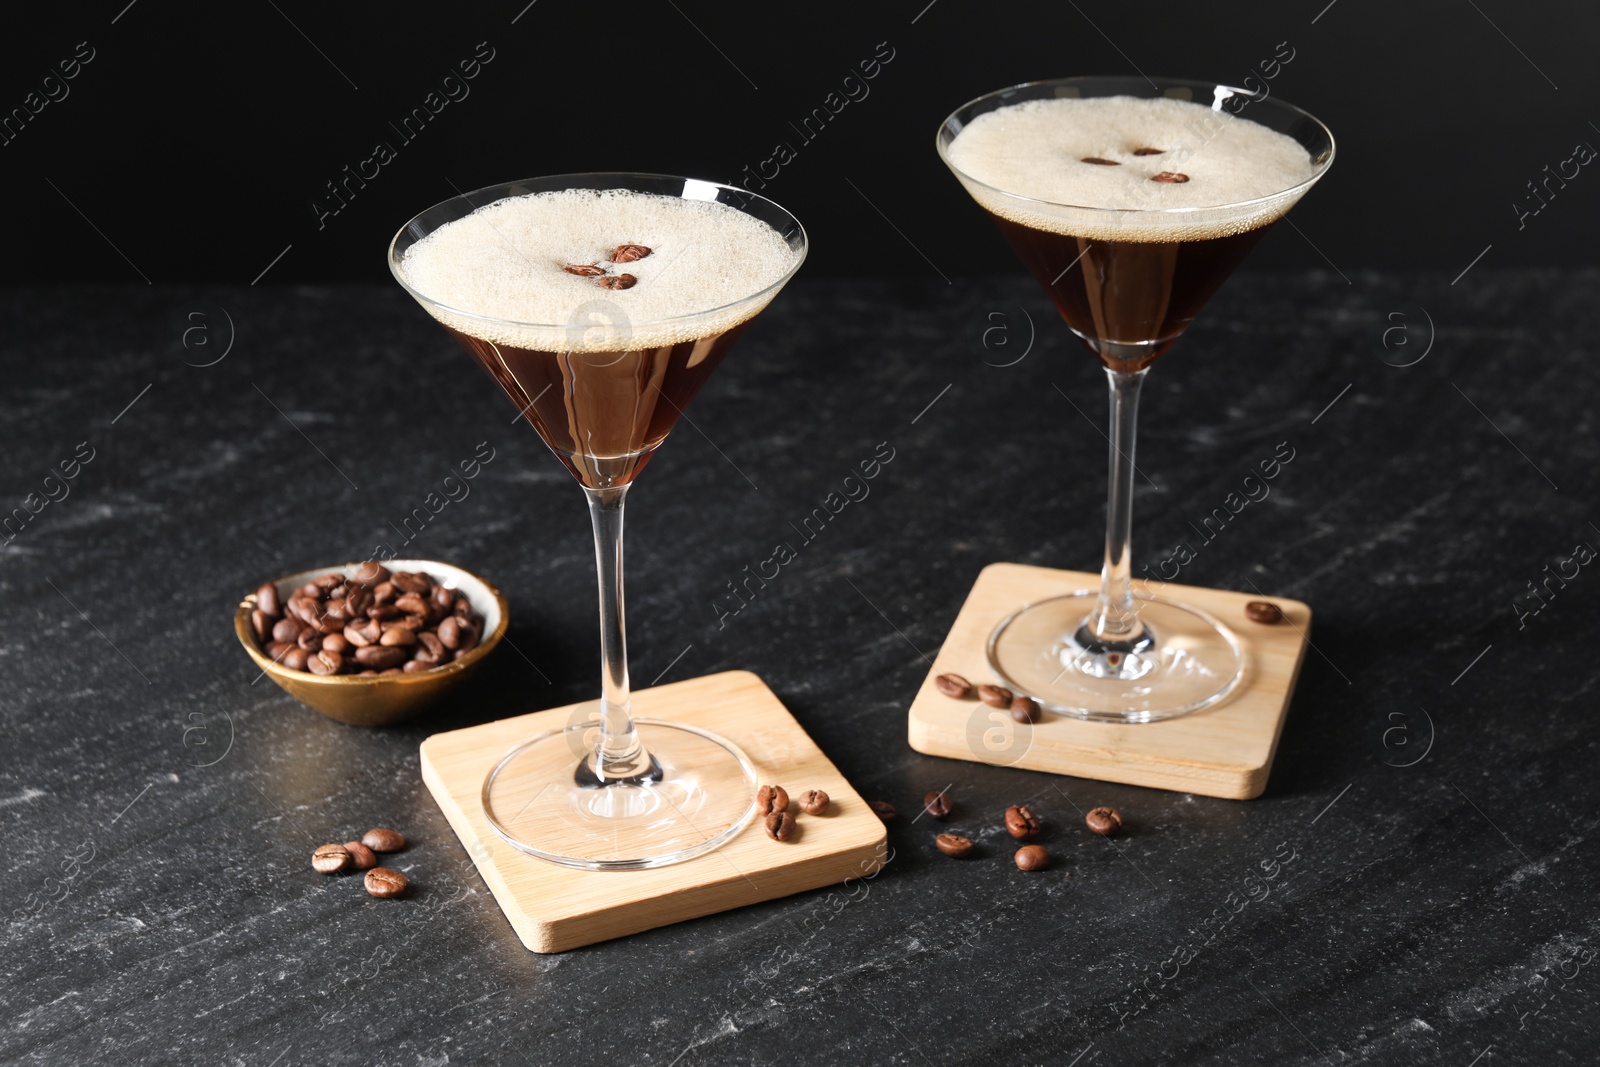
(935, 75, 1336, 218)
(386, 171, 809, 334)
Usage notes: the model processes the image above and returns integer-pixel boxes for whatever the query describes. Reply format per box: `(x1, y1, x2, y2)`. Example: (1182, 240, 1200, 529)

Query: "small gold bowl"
(234, 559, 510, 727)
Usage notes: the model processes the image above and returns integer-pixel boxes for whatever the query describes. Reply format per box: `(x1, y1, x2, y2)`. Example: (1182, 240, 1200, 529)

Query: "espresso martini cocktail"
(391, 176, 805, 870)
(939, 79, 1333, 722)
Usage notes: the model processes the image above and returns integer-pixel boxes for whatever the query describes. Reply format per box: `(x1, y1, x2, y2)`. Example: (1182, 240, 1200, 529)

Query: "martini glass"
(937, 77, 1333, 723)
(389, 174, 806, 869)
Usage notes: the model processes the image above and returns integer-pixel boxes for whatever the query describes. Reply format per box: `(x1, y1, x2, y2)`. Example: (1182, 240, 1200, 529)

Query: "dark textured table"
(3, 272, 1596, 1065)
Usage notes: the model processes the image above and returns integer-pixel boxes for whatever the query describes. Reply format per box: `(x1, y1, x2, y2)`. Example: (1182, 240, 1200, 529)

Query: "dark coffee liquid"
(448, 322, 750, 488)
(988, 212, 1272, 371)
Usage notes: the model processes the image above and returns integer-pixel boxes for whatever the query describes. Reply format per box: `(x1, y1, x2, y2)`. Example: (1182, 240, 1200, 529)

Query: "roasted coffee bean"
(1010, 696, 1042, 724)
(299, 581, 324, 599)
(311, 649, 344, 675)
(1244, 600, 1284, 624)
(1082, 156, 1121, 165)
(923, 790, 953, 820)
(977, 684, 1014, 709)
(1132, 146, 1165, 155)
(250, 608, 273, 642)
(562, 263, 607, 277)
(272, 617, 305, 643)
(456, 623, 480, 653)
(368, 603, 401, 621)
(611, 243, 651, 263)
(797, 789, 830, 815)
(343, 622, 374, 648)
(281, 647, 308, 671)
(935, 673, 972, 699)
(313, 574, 343, 591)
(765, 811, 796, 842)
(351, 561, 390, 586)
(437, 616, 462, 649)
(410, 648, 443, 669)
(363, 827, 406, 852)
(596, 273, 637, 290)
(288, 595, 321, 625)
(312, 843, 350, 873)
(417, 631, 445, 659)
(936, 833, 975, 858)
(256, 583, 281, 617)
(380, 626, 417, 647)
(756, 785, 789, 815)
(296, 629, 323, 652)
(264, 640, 292, 661)
(868, 800, 897, 823)
(355, 645, 407, 670)
(430, 585, 453, 618)
(1151, 171, 1190, 183)
(314, 612, 344, 635)
(1014, 844, 1050, 871)
(365, 867, 409, 898)
(380, 667, 403, 676)
(1005, 805, 1041, 839)
(393, 592, 431, 618)
(345, 587, 373, 618)
(1085, 806, 1123, 836)
(453, 596, 473, 620)
(322, 633, 350, 655)
(373, 581, 396, 605)
(344, 840, 379, 870)
(402, 659, 429, 673)
(392, 571, 431, 595)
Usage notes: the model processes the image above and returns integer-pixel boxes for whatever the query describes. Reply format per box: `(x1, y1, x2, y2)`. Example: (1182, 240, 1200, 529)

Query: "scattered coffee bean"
(756, 785, 789, 815)
(1085, 806, 1123, 836)
(1132, 147, 1165, 156)
(868, 800, 897, 823)
(765, 811, 796, 842)
(1151, 171, 1190, 183)
(365, 867, 409, 898)
(611, 243, 651, 263)
(596, 273, 638, 290)
(1014, 844, 1050, 871)
(562, 263, 607, 277)
(934, 673, 973, 699)
(1005, 805, 1042, 840)
(923, 789, 953, 820)
(312, 843, 350, 874)
(797, 789, 830, 815)
(935, 832, 975, 858)
(1244, 600, 1284, 624)
(362, 827, 406, 853)
(250, 569, 484, 676)
(977, 684, 1014, 708)
(344, 840, 379, 870)
(1010, 696, 1042, 724)
(1081, 157, 1120, 165)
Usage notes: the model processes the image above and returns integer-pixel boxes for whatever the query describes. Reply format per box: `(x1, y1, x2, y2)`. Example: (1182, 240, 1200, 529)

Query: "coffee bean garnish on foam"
(253, 568, 483, 676)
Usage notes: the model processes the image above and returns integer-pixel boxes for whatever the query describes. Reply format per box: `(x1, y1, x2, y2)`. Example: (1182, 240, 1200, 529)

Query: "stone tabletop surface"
(2, 273, 1596, 1065)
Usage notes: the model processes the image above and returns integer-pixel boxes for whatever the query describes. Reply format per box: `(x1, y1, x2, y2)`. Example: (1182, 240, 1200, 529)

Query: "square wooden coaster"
(907, 564, 1311, 800)
(420, 670, 886, 952)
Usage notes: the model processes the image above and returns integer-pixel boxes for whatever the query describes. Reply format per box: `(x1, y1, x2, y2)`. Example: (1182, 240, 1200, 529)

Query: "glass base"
(987, 592, 1243, 723)
(482, 718, 758, 871)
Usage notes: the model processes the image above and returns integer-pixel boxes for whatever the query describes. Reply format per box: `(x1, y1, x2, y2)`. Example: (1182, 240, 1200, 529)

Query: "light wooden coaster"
(907, 564, 1311, 800)
(421, 670, 886, 952)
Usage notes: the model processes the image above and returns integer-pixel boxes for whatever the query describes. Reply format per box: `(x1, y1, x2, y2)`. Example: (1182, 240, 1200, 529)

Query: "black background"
(2, 0, 1595, 285)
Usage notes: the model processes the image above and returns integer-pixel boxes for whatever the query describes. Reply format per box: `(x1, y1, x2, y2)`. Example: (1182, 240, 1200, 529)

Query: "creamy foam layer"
(946, 95, 1320, 242)
(398, 188, 799, 351)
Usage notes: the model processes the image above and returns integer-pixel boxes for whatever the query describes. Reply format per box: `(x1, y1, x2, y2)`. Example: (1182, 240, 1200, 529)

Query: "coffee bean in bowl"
(236, 559, 508, 727)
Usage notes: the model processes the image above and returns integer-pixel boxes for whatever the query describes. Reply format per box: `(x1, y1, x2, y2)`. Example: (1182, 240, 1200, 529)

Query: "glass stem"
(1088, 368, 1149, 643)
(582, 485, 657, 784)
